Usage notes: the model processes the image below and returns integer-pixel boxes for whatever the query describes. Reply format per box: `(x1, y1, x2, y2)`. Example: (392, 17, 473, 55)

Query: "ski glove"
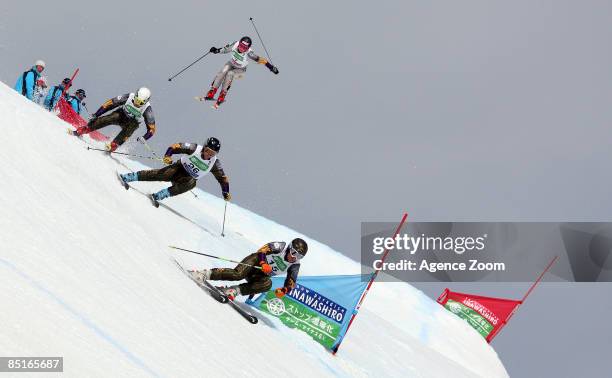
(142, 131, 153, 140)
(223, 192, 231, 201)
(259, 262, 272, 275)
(163, 156, 173, 165)
(210, 47, 220, 54)
(266, 62, 279, 75)
(274, 287, 288, 298)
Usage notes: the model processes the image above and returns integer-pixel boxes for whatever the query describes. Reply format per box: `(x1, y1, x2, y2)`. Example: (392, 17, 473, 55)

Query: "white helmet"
(135, 87, 151, 103)
(34, 59, 46, 69)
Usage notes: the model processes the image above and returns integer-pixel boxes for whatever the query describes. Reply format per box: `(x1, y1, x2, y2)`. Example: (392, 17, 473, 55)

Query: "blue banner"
(247, 274, 370, 350)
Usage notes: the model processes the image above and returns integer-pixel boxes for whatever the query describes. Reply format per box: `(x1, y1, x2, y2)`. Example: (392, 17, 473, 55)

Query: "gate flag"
(247, 274, 370, 350)
(57, 98, 108, 142)
(437, 289, 522, 342)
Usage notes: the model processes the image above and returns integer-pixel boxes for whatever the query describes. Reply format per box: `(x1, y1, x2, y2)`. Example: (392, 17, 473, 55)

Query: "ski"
(173, 259, 258, 324)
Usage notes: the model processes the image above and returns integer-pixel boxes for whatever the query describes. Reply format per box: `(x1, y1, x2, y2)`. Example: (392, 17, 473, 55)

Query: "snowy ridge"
(0, 81, 508, 377)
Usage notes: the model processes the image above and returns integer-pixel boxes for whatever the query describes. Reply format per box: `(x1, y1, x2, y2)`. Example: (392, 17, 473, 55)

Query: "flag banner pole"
(332, 212, 408, 354)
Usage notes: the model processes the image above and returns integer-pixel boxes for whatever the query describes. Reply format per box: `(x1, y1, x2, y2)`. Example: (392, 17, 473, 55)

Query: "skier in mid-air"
(118, 137, 230, 207)
(201, 36, 279, 109)
(14, 60, 46, 101)
(71, 87, 155, 152)
(188, 238, 308, 300)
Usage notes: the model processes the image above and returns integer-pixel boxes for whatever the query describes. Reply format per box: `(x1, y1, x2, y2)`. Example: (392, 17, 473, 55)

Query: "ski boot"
(204, 87, 217, 101)
(187, 269, 211, 284)
(150, 188, 171, 208)
(118, 172, 137, 190)
(213, 90, 227, 109)
(105, 141, 119, 153)
(70, 125, 90, 136)
(218, 286, 240, 301)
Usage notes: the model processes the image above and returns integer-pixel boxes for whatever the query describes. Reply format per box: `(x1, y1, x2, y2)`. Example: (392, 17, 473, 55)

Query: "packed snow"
(0, 81, 508, 377)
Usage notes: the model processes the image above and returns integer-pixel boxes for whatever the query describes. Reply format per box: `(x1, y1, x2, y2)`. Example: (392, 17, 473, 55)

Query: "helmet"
(34, 60, 46, 70)
(75, 89, 86, 98)
(205, 137, 221, 152)
(62, 78, 72, 87)
(237, 36, 252, 52)
(134, 87, 151, 106)
(288, 238, 308, 259)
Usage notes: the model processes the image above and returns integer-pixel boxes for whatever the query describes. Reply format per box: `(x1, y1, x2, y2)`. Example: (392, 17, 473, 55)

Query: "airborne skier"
(118, 137, 230, 207)
(201, 36, 279, 109)
(71, 87, 155, 152)
(188, 238, 308, 300)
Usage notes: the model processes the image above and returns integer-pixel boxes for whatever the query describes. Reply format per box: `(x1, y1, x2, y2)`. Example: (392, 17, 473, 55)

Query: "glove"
(223, 192, 231, 201)
(274, 287, 288, 298)
(259, 262, 272, 275)
(210, 47, 220, 54)
(266, 62, 279, 75)
(163, 156, 173, 165)
(142, 131, 153, 140)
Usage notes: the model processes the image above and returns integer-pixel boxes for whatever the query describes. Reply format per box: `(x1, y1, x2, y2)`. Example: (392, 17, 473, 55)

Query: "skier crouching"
(72, 87, 155, 152)
(119, 137, 230, 207)
(189, 238, 308, 300)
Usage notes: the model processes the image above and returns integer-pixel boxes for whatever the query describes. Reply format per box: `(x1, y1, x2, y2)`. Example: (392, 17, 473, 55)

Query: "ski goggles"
(237, 42, 250, 53)
(287, 244, 305, 260)
(133, 96, 147, 107)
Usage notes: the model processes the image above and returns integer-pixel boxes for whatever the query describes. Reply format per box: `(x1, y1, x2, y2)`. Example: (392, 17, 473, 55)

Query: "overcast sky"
(2, 1, 612, 376)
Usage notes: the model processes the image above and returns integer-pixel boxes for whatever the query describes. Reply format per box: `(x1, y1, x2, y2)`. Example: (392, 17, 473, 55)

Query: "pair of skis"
(116, 171, 161, 208)
(173, 259, 258, 324)
(194, 96, 223, 110)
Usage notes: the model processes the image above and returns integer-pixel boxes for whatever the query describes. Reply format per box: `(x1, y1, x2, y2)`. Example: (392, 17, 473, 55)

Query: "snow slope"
(0, 81, 508, 378)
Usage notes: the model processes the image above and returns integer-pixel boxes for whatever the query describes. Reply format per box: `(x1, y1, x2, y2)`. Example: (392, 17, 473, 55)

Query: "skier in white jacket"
(201, 36, 279, 108)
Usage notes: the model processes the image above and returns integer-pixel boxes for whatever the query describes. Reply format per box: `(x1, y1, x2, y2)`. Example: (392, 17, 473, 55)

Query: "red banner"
(57, 98, 108, 142)
(437, 289, 522, 342)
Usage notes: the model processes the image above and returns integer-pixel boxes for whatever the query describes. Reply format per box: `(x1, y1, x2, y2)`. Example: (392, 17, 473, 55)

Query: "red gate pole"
(332, 212, 408, 354)
(53, 68, 79, 111)
(504, 255, 558, 326)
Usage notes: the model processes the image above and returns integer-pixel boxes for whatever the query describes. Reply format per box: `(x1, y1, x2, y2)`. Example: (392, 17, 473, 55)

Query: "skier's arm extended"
(211, 160, 230, 200)
(283, 264, 300, 292)
(248, 51, 279, 74)
(218, 42, 235, 54)
(141, 107, 156, 140)
(93, 94, 129, 118)
(274, 264, 300, 298)
(163, 142, 197, 159)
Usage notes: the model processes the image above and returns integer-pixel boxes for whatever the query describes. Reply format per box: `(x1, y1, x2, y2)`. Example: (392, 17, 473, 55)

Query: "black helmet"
(205, 137, 221, 152)
(75, 89, 86, 98)
(239, 36, 252, 48)
(62, 78, 72, 86)
(290, 238, 308, 258)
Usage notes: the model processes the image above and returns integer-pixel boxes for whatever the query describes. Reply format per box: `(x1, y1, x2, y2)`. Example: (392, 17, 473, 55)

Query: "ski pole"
(169, 246, 262, 270)
(82, 103, 91, 117)
(168, 51, 212, 81)
(221, 201, 228, 237)
(249, 17, 274, 64)
(86, 146, 162, 161)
